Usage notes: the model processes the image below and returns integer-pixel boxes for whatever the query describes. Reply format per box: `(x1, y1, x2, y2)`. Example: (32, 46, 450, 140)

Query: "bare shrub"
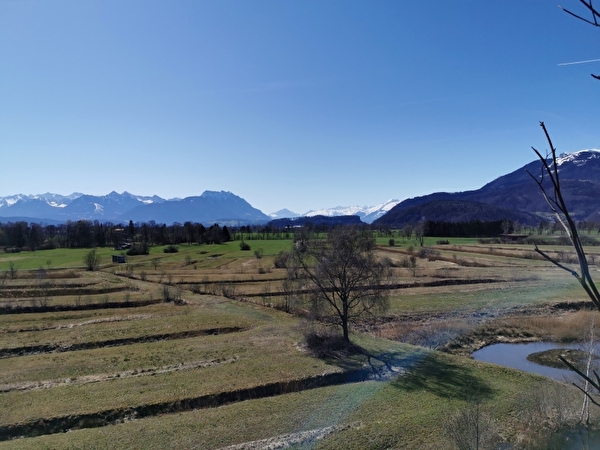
(280, 277, 304, 313)
(83, 250, 101, 271)
(191, 283, 202, 294)
(261, 286, 271, 306)
(139, 270, 147, 281)
(162, 285, 171, 302)
(220, 284, 237, 299)
(174, 285, 184, 304)
(404, 320, 473, 349)
(443, 395, 502, 450)
(273, 251, 289, 269)
(304, 329, 361, 359)
(518, 383, 582, 449)
(399, 256, 417, 277)
(380, 256, 395, 268)
(203, 283, 217, 295)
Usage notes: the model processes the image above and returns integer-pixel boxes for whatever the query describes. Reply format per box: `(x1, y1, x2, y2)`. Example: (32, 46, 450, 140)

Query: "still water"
(471, 341, 581, 381)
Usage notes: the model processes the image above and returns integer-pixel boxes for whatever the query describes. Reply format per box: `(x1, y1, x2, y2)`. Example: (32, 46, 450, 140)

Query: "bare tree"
(293, 226, 391, 342)
(415, 220, 427, 247)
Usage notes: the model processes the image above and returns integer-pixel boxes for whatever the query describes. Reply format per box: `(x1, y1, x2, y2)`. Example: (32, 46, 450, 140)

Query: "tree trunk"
(342, 300, 350, 341)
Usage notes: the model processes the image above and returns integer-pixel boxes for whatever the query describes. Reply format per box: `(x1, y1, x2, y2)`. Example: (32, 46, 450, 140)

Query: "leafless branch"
(560, 1, 600, 78)
(527, 122, 600, 310)
(560, 0, 600, 26)
(559, 355, 600, 407)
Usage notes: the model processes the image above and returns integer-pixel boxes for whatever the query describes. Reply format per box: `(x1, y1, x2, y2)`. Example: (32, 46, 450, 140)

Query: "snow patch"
(556, 149, 600, 166)
(301, 199, 400, 223)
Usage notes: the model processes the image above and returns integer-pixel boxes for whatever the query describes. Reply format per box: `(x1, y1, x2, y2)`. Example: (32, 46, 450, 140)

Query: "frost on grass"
(217, 423, 359, 450)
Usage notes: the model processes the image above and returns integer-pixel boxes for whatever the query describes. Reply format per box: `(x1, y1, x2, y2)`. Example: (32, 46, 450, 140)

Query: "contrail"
(558, 58, 600, 66)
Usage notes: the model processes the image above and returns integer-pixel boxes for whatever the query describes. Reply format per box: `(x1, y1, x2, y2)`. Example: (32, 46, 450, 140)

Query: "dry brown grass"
(2, 239, 599, 447)
(492, 310, 600, 343)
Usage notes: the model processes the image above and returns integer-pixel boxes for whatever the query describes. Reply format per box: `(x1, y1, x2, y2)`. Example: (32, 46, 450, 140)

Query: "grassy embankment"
(0, 237, 597, 448)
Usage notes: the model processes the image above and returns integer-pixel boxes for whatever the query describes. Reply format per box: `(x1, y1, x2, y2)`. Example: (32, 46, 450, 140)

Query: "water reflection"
(472, 342, 581, 381)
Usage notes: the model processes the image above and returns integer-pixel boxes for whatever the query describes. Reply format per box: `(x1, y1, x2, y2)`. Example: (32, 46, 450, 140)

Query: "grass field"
(0, 238, 597, 448)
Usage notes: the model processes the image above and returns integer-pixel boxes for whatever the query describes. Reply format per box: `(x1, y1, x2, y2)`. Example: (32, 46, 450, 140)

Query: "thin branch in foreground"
(527, 122, 600, 310)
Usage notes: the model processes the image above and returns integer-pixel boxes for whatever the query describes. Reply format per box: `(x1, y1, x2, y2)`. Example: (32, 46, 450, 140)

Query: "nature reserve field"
(0, 236, 598, 448)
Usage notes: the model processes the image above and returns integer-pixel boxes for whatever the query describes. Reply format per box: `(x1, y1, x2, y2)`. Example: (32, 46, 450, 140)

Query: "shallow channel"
(472, 342, 581, 381)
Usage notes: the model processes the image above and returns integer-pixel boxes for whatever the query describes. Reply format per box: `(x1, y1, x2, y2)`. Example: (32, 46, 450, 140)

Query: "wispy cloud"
(558, 58, 600, 66)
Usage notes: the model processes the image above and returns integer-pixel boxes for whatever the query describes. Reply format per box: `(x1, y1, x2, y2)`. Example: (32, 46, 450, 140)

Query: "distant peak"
(201, 190, 235, 198)
(557, 149, 600, 166)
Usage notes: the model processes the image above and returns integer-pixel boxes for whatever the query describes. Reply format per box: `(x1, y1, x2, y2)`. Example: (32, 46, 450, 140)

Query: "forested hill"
(375, 149, 600, 227)
(373, 200, 538, 228)
(268, 215, 363, 229)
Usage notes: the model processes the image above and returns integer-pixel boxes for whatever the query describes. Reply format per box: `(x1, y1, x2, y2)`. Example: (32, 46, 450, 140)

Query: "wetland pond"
(472, 342, 582, 381)
(474, 342, 600, 448)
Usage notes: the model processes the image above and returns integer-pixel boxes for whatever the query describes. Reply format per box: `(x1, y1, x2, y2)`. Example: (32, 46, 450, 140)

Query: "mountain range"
(374, 149, 600, 227)
(0, 191, 270, 225)
(0, 192, 399, 226)
(268, 200, 401, 223)
(1, 149, 599, 227)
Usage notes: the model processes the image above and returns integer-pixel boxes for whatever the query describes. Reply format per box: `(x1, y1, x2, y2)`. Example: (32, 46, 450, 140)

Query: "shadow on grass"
(304, 331, 429, 381)
(303, 331, 493, 400)
(390, 352, 494, 401)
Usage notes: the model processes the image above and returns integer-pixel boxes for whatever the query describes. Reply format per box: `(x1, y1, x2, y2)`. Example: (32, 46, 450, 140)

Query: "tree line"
(2, 217, 599, 251)
(0, 220, 234, 250)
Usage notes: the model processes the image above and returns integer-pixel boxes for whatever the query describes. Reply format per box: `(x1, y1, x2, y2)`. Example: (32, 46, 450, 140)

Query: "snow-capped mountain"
(0, 190, 267, 225)
(122, 190, 270, 225)
(303, 199, 400, 224)
(0, 192, 83, 210)
(268, 209, 301, 219)
(556, 149, 600, 167)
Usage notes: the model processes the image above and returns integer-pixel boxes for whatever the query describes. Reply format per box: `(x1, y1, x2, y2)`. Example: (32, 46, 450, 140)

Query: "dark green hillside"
(374, 199, 538, 228)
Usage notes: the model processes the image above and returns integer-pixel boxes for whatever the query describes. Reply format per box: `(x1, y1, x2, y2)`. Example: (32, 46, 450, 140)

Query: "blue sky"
(1, 1, 599, 214)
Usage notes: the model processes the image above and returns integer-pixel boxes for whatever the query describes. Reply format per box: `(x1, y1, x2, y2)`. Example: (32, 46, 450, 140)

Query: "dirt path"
(0, 357, 238, 393)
